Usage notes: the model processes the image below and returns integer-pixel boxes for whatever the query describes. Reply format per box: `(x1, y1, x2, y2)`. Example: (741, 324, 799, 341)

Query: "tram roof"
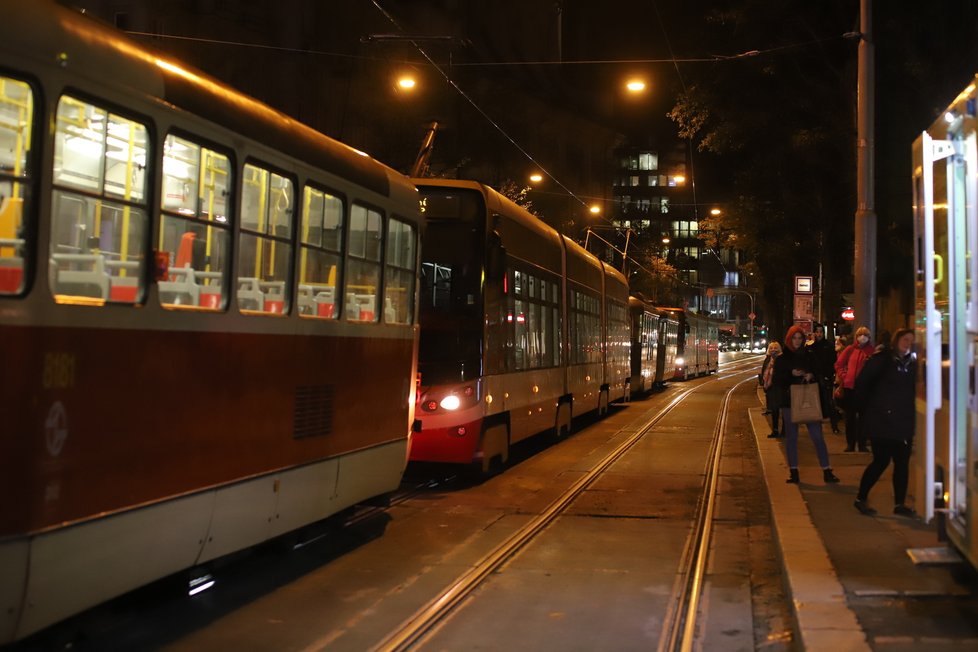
(5, 0, 413, 201)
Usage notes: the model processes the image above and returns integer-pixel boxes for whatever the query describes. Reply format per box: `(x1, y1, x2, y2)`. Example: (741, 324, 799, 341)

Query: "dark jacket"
(773, 346, 819, 408)
(854, 349, 917, 442)
(807, 337, 836, 381)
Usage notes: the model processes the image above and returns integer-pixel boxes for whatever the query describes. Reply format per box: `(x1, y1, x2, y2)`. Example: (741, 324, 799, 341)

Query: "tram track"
(368, 364, 760, 652)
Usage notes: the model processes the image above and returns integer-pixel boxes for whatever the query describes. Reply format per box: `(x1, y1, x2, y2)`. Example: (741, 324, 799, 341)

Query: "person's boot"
(854, 499, 876, 515)
(786, 468, 800, 484)
(823, 468, 840, 483)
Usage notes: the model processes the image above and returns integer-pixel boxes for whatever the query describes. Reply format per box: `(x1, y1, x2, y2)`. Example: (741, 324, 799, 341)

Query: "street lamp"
(710, 207, 721, 216)
(529, 173, 543, 183)
(625, 79, 646, 93)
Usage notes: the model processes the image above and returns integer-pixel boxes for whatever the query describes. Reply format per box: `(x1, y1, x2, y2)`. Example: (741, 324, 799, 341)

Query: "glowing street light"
(710, 207, 721, 216)
(397, 75, 417, 90)
(589, 205, 601, 215)
(529, 173, 543, 183)
(626, 79, 646, 93)
(673, 175, 686, 184)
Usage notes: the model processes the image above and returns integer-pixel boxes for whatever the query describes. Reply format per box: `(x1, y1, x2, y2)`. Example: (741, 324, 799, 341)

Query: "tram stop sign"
(748, 312, 756, 321)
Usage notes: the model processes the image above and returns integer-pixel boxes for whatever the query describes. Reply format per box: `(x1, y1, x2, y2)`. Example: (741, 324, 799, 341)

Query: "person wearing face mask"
(835, 325, 875, 452)
(773, 325, 840, 484)
(852, 329, 918, 517)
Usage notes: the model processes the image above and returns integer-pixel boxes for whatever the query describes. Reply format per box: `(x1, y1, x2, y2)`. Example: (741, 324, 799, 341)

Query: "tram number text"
(43, 353, 76, 390)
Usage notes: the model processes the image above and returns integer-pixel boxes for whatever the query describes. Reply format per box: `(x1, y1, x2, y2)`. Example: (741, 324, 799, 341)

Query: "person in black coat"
(773, 325, 840, 484)
(852, 328, 917, 517)
(807, 322, 840, 433)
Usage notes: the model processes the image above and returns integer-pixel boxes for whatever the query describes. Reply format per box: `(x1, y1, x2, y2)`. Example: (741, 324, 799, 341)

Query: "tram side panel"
(601, 262, 630, 404)
(912, 78, 978, 572)
(628, 297, 659, 394)
(564, 238, 607, 415)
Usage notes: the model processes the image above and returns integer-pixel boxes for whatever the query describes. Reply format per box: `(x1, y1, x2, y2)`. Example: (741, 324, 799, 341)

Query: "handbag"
(790, 382, 822, 424)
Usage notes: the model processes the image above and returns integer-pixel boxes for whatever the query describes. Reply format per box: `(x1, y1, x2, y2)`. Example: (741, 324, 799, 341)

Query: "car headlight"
(439, 395, 461, 410)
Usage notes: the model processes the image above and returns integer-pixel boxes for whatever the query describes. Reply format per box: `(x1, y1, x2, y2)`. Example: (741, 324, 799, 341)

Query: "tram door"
(913, 105, 978, 550)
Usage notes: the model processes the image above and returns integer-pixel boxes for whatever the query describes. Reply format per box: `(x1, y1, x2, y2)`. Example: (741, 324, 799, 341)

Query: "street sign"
(794, 276, 813, 294)
(748, 312, 756, 320)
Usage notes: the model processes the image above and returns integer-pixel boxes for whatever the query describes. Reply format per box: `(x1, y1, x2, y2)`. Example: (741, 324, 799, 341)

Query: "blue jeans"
(781, 407, 831, 469)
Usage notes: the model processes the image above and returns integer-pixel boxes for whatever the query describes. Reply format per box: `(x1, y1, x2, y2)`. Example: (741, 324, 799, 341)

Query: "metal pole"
(854, 0, 877, 332)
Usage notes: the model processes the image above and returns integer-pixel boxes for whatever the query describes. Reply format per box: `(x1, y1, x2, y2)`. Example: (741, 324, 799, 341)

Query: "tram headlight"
(440, 395, 461, 411)
(675, 357, 685, 367)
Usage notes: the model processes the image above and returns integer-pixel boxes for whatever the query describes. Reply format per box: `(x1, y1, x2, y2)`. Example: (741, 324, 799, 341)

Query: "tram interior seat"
(0, 250, 23, 293)
(263, 281, 285, 314)
(50, 252, 110, 299)
(159, 266, 200, 306)
(237, 277, 264, 312)
(108, 275, 138, 302)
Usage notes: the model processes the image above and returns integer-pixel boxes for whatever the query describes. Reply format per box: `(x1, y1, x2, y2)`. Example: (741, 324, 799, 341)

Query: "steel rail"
(371, 367, 759, 652)
(658, 375, 757, 652)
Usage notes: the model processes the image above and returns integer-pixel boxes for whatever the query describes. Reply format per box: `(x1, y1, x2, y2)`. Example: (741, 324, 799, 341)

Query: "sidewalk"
(748, 391, 973, 651)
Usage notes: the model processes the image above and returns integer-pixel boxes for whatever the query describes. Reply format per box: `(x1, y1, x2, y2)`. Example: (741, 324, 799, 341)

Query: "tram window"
(384, 217, 415, 324)
(346, 204, 382, 322)
(0, 76, 33, 296)
(299, 185, 344, 320)
(238, 163, 293, 315)
(51, 97, 149, 305)
(159, 134, 231, 310)
(569, 289, 600, 365)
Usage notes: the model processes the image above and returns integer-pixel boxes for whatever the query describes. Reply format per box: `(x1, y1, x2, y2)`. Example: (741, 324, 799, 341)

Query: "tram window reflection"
(299, 185, 344, 319)
(384, 217, 415, 324)
(159, 134, 231, 311)
(50, 96, 148, 305)
(237, 163, 293, 315)
(346, 204, 382, 322)
(0, 76, 32, 296)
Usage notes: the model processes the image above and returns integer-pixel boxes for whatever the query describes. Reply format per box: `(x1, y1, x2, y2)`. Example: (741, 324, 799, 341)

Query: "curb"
(748, 405, 871, 651)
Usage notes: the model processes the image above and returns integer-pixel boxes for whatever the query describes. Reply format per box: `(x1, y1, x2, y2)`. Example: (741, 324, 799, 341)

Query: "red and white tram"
(0, 1, 421, 643)
(410, 180, 630, 473)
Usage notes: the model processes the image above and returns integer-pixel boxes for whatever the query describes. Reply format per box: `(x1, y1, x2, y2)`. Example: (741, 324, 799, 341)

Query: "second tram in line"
(410, 179, 630, 473)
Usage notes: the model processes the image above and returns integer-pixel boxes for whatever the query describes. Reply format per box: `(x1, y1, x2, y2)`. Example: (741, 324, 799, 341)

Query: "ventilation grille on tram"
(293, 385, 334, 438)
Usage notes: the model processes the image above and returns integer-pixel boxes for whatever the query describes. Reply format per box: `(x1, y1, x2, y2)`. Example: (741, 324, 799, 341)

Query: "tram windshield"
(417, 188, 484, 384)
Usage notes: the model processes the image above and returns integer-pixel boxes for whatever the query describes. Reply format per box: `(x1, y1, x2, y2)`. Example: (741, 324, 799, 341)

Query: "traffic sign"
(748, 312, 756, 320)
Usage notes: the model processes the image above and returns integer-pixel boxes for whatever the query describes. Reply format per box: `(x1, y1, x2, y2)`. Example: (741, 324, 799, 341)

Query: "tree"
(667, 0, 857, 334)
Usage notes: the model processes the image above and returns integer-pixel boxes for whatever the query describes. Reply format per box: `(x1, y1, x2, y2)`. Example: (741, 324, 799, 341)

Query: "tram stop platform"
(748, 392, 975, 651)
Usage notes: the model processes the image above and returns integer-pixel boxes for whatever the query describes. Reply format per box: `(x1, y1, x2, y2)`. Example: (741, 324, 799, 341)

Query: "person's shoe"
(823, 469, 840, 483)
(893, 505, 917, 518)
(843, 446, 855, 452)
(831, 426, 841, 434)
(786, 468, 800, 484)
(854, 499, 877, 515)
(767, 431, 779, 439)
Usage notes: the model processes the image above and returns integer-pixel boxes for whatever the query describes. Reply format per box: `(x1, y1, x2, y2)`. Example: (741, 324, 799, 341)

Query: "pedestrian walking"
(808, 322, 840, 433)
(835, 325, 875, 452)
(760, 342, 783, 438)
(774, 325, 840, 484)
(852, 329, 917, 517)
